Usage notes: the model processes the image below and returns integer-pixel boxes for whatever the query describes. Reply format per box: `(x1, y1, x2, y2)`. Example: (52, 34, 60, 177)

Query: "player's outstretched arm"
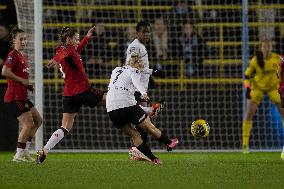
(86, 25, 96, 37)
(46, 59, 60, 68)
(77, 25, 96, 52)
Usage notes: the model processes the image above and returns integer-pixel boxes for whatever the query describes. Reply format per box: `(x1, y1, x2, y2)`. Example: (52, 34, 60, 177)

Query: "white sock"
(26, 141, 32, 151)
(139, 105, 152, 114)
(15, 148, 25, 159)
(282, 146, 284, 154)
(44, 128, 65, 153)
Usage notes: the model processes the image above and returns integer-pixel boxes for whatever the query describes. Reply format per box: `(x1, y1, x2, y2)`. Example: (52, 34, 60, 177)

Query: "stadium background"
(0, 0, 284, 151)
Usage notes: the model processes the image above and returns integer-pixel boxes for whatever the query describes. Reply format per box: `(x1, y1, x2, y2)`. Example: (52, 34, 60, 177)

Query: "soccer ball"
(190, 119, 210, 138)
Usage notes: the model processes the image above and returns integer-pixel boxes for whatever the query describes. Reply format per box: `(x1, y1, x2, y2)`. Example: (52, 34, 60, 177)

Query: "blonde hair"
(126, 52, 143, 70)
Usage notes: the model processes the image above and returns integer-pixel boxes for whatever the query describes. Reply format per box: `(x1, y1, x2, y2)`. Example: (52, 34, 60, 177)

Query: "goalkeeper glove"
(245, 87, 251, 99)
(244, 79, 251, 99)
(152, 68, 165, 78)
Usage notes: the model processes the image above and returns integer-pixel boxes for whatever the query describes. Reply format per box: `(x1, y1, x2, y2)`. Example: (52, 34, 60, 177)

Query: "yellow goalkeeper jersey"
(245, 52, 280, 91)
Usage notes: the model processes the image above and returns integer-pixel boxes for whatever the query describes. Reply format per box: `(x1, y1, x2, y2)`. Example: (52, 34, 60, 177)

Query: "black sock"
(17, 142, 26, 149)
(60, 127, 69, 136)
(155, 131, 171, 145)
(136, 142, 156, 161)
(136, 126, 148, 143)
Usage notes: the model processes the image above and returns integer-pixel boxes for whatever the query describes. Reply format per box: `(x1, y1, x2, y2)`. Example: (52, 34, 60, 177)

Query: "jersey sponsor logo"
(129, 47, 136, 54)
(138, 114, 146, 123)
(23, 67, 30, 73)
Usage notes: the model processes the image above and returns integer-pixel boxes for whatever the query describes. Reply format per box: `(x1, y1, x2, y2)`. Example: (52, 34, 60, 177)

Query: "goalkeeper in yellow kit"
(242, 40, 284, 153)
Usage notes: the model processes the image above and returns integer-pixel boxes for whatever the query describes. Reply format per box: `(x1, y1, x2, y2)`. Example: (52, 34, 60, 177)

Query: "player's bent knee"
(34, 117, 43, 128)
(139, 117, 152, 128)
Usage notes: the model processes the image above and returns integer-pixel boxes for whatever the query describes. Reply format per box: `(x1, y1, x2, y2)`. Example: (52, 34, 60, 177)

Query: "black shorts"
(63, 88, 104, 113)
(108, 104, 147, 129)
(4, 99, 34, 118)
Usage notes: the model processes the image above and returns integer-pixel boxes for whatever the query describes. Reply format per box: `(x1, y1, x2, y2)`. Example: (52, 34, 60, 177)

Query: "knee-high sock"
(25, 137, 33, 150)
(136, 126, 148, 143)
(15, 142, 26, 158)
(242, 120, 252, 146)
(136, 142, 156, 161)
(155, 131, 171, 145)
(44, 127, 68, 153)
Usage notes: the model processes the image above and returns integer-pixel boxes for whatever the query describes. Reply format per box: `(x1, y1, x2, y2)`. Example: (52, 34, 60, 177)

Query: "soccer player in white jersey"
(125, 20, 165, 116)
(125, 21, 167, 160)
(106, 52, 178, 165)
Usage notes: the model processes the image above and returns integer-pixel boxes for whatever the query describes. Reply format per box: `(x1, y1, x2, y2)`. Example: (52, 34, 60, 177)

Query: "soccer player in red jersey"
(36, 26, 105, 163)
(2, 28, 42, 162)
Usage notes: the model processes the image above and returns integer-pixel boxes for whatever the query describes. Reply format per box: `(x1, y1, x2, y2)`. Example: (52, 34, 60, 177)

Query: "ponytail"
(59, 27, 77, 46)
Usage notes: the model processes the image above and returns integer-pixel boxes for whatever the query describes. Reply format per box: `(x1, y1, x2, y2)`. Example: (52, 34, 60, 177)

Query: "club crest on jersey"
(24, 102, 29, 108)
(5, 56, 12, 64)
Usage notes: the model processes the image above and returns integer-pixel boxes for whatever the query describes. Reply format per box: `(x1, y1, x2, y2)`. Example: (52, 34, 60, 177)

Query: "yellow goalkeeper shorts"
(250, 88, 281, 105)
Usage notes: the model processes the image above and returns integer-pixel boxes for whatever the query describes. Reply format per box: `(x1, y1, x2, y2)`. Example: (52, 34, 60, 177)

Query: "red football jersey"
(53, 35, 91, 96)
(3, 49, 29, 102)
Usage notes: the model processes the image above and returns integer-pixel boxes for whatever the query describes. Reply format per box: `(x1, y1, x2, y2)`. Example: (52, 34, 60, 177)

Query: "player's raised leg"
(138, 117, 178, 151)
(36, 113, 75, 164)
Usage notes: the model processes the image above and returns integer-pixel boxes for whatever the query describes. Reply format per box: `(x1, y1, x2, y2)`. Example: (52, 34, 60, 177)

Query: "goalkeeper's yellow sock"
(242, 120, 252, 147)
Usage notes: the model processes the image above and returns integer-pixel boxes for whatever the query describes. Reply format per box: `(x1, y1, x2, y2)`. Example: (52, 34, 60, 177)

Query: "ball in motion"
(190, 119, 210, 138)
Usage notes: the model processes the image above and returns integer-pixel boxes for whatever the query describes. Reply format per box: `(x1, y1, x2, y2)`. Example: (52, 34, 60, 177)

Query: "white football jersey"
(106, 65, 147, 112)
(126, 39, 152, 92)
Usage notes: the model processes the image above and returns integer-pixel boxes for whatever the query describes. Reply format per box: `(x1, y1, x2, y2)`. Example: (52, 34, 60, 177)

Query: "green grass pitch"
(0, 152, 283, 189)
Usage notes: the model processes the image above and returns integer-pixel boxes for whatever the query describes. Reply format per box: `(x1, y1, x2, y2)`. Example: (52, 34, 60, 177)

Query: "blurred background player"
(242, 39, 284, 153)
(0, 23, 10, 66)
(1, 28, 42, 162)
(106, 52, 178, 165)
(278, 55, 284, 160)
(125, 20, 166, 160)
(36, 26, 105, 163)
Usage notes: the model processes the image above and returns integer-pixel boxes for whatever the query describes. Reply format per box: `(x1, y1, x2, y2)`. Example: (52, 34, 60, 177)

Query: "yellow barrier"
(40, 3, 284, 87)
(43, 5, 172, 11)
(0, 5, 7, 10)
(0, 78, 242, 85)
(43, 4, 284, 11)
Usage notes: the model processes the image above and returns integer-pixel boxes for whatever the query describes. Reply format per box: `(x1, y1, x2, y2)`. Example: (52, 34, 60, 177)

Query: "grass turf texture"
(0, 152, 283, 189)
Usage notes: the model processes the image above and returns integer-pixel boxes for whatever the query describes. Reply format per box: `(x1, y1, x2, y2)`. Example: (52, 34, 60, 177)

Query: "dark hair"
(136, 20, 151, 32)
(9, 26, 25, 48)
(59, 27, 77, 45)
(256, 50, 264, 69)
(0, 22, 9, 29)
